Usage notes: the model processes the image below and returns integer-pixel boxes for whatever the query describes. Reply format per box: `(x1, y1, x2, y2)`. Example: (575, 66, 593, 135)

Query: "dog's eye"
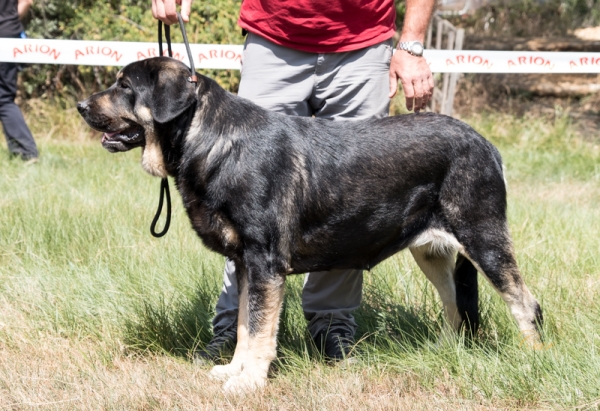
(120, 82, 130, 89)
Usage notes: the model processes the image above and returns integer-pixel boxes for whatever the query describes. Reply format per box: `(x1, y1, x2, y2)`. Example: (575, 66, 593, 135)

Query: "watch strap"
(397, 41, 424, 56)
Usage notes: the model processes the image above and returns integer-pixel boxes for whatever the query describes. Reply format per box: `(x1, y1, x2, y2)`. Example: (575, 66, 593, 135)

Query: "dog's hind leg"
(453, 255, 479, 336)
(440, 142, 542, 345)
(410, 243, 462, 339)
(458, 225, 543, 347)
(222, 259, 286, 394)
(410, 229, 480, 340)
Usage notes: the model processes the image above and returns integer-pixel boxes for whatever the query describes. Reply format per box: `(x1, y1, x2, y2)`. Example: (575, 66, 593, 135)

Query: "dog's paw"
(209, 363, 242, 381)
(222, 372, 267, 395)
(519, 330, 552, 351)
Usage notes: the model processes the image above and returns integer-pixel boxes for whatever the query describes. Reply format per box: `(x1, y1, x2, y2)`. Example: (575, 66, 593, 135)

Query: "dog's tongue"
(102, 131, 119, 143)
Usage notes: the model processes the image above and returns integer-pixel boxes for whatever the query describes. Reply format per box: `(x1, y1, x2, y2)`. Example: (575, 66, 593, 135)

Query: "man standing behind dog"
(0, 0, 38, 163)
(153, 0, 435, 362)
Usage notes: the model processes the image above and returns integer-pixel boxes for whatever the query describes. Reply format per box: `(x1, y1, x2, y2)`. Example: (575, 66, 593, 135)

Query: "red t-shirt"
(238, 0, 396, 53)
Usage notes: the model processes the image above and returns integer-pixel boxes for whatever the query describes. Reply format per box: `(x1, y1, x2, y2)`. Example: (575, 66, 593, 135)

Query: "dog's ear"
(149, 69, 198, 124)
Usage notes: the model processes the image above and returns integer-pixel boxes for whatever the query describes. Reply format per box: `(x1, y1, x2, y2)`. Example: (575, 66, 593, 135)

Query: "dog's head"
(78, 57, 197, 176)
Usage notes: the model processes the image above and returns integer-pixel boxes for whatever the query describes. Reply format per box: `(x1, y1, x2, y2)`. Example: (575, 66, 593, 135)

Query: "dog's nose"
(77, 101, 89, 114)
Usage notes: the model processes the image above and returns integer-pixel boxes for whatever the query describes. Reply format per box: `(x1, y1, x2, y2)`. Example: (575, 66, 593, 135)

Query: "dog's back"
(181, 92, 505, 274)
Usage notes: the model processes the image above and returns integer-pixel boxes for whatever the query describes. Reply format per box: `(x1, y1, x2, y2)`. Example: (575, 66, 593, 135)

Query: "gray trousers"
(213, 33, 393, 339)
(0, 62, 38, 160)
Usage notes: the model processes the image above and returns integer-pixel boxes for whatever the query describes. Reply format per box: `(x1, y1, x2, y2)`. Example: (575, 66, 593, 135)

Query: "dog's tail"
(454, 254, 479, 336)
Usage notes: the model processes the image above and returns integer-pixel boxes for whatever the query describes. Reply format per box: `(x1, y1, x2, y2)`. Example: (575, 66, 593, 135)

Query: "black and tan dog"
(78, 57, 543, 393)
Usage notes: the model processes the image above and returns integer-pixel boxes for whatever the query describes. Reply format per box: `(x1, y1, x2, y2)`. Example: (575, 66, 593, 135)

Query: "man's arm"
(152, 0, 193, 25)
(17, 0, 33, 19)
(389, 0, 435, 112)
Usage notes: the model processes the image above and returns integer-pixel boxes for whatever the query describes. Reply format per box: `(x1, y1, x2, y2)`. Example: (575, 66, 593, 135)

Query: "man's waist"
(238, 20, 395, 54)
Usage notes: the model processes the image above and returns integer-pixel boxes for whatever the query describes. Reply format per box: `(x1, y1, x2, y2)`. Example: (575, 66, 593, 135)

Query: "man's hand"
(389, 50, 434, 113)
(17, 0, 33, 19)
(152, 0, 192, 25)
(391, 0, 436, 112)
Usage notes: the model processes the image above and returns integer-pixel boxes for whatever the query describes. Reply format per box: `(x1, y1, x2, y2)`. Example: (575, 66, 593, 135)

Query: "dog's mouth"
(101, 125, 145, 152)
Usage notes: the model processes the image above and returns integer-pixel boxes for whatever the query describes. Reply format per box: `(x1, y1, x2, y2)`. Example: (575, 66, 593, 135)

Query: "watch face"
(411, 43, 424, 56)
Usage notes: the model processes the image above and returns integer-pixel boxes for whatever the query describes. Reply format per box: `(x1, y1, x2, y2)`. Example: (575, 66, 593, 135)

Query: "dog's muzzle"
(100, 126, 145, 152)
(77, 100, 145, 153)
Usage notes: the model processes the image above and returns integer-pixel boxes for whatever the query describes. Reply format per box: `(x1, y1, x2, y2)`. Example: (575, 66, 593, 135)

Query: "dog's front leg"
(222, 261, 286, 394)
(210, 267, 250, 381)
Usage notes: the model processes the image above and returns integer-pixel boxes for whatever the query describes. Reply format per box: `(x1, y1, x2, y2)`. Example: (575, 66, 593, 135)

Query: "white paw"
(209, 363, 242, 381)
(222, 372, 267, 395)
(519, 330, 551, 350)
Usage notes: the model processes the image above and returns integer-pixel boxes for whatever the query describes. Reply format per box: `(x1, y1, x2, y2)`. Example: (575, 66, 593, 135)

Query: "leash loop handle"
(150, 178, 172, 238)
(151, 14, 197, 238)
(153, 20, 173, 239)
(157, 20, 173, 58)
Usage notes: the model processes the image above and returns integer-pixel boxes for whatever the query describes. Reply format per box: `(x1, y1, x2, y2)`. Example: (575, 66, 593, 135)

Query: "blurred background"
(10, 0, 600, 137)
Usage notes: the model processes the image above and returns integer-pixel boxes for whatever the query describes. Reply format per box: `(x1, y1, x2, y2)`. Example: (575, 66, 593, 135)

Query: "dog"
(78, 56, 543, 393)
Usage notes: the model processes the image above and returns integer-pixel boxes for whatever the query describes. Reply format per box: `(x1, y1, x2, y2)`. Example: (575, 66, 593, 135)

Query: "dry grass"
(1, 99, 599, 409)
(0, 334, 540, 410)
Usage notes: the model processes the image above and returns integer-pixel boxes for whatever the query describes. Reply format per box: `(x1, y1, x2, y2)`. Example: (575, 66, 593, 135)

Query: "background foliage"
(15, 0, 600, 101)
(453, 0, 600, 37)
(20, 0, 244, 100)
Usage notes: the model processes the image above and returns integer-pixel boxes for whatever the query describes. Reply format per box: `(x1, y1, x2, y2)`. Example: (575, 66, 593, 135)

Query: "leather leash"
(150, 13, 197, 238)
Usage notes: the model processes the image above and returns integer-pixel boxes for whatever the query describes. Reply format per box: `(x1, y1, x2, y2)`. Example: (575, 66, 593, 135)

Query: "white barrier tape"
(1, 38, 243, 70)
(2, 38, 600, 73)
(429, 49, 600, 73)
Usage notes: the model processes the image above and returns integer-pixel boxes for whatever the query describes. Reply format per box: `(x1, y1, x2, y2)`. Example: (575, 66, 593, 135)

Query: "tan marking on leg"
(497, 280, 544, 349)
(410, 242, 462, 334)
(460, 248, 543, 347)
(223, 275, 285, 394)
(210, 274, 248, 381)
(501, 281, 542, 343)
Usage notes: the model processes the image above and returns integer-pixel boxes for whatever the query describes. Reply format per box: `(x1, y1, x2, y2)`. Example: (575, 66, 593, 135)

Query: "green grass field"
(0, 102, 599, 410)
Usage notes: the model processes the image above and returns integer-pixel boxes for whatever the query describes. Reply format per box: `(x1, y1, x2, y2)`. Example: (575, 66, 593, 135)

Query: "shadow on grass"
(122, 274, 437, 361)
(122, 287, 215, 358)
(356, 285, 436, 349)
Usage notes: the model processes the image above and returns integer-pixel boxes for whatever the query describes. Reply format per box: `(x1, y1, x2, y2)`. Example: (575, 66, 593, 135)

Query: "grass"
(0, 98, 599, 409)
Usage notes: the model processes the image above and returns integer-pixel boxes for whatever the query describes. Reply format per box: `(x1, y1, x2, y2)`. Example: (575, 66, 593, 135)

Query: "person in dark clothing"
(0, 0, 38, 162)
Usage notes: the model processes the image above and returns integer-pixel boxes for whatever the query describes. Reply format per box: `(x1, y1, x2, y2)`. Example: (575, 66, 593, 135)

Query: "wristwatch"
(397, 41, 424, 57)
